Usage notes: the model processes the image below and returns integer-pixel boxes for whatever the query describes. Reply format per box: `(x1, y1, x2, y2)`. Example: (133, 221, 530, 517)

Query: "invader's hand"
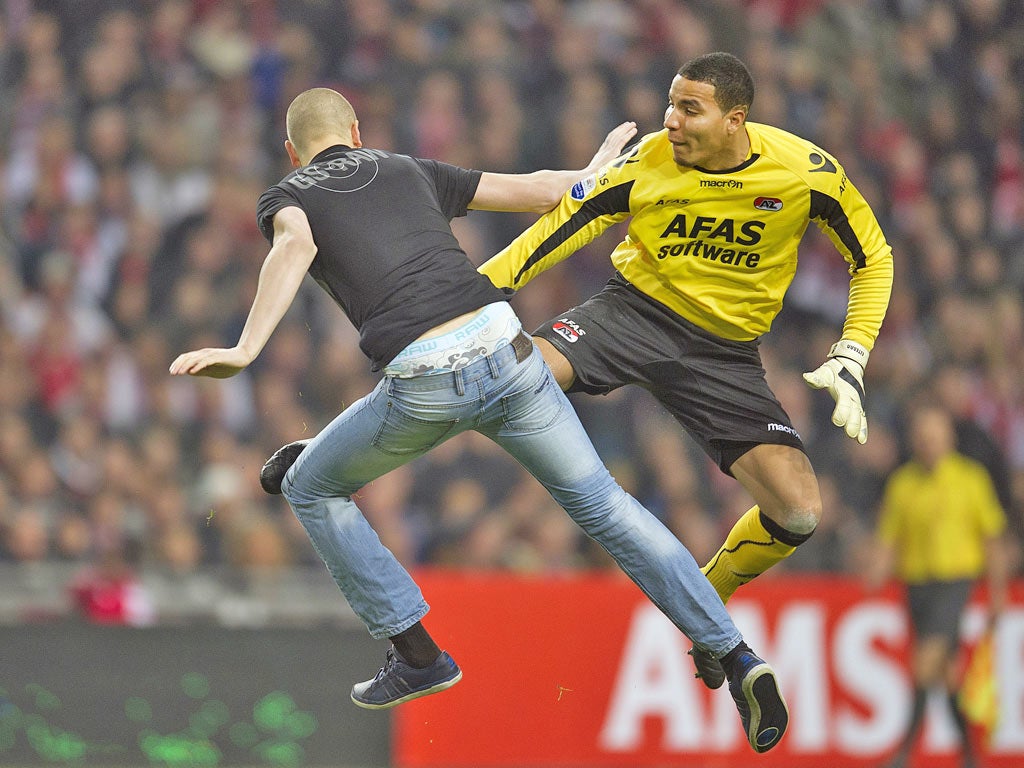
(169, 346, 253, 379)
(587, 121, 638, 171)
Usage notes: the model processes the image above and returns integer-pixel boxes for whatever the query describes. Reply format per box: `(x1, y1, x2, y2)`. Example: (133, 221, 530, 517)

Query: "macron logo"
(768, 423, 801, 440)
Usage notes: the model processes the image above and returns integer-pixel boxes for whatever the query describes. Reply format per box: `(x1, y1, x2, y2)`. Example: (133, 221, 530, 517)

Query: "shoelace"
(372, 649, 399, 683)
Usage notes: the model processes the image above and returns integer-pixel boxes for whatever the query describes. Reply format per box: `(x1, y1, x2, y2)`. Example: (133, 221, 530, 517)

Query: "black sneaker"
(688, 646, 726, 689)
(728, 650, 788, 753)
(259, 440, 310, 495)
(351, 648, 462, 710)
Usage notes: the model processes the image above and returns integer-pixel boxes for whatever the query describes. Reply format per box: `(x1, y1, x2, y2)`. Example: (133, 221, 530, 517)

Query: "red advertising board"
(395, 571, 1024, 767)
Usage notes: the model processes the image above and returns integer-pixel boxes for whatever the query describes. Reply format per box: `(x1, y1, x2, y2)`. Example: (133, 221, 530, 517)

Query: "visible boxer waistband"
(384, 301, 527, 377)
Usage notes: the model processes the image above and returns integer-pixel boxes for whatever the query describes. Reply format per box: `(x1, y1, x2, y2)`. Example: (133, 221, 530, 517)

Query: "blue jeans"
(281, 341, 742, 655)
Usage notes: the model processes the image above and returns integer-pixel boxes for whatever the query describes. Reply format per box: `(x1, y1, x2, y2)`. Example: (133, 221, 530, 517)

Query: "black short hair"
(678, 52, 754, 114)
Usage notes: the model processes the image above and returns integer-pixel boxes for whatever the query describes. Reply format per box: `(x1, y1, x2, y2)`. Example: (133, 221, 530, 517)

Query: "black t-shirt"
(256, 145, 508, 369)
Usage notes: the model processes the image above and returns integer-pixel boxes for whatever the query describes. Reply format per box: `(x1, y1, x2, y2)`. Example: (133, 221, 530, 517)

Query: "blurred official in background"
(869, 403, 1009, 768)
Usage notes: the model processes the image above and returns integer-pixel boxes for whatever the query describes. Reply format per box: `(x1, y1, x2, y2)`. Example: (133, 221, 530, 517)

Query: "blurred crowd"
(1, 0, 1022, 599)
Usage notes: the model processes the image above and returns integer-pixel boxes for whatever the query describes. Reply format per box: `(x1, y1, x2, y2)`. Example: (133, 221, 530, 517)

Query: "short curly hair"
(678, 52, 755, 114)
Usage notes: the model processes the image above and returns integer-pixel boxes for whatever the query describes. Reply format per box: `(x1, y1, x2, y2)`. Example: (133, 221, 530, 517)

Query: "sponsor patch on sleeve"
(570, 176, 597, 201)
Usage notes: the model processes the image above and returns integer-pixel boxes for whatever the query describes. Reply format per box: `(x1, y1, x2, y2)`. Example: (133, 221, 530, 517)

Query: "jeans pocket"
(500, 367, 564, 432)
(372, 399, 461, 455)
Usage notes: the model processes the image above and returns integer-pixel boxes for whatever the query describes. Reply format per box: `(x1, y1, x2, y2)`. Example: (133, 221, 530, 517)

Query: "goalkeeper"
(479, 52, 893, 688)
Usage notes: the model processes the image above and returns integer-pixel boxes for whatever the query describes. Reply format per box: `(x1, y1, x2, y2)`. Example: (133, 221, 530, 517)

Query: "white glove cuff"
(828, 339, 868, 373)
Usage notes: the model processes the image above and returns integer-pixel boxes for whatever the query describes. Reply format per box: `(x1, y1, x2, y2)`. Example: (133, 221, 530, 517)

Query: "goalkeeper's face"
(664, 76, 745, 171)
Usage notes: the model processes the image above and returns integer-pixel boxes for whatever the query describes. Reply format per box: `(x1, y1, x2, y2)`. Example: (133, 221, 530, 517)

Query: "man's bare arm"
(169, 205, 317, 378)
(470, 121, 636, 213)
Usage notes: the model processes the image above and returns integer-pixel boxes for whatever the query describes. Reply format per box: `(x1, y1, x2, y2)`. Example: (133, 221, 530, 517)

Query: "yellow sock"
(701, 506, 807, 603)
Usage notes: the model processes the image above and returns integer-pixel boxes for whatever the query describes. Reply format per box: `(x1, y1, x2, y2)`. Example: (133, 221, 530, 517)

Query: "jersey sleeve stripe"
(809, 189, 867, 271)
(512, 181, 634, 285)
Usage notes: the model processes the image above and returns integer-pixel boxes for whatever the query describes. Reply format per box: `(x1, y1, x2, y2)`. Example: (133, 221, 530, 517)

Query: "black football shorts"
(906, 580, 972, 645)
(532, 274, 805, 474)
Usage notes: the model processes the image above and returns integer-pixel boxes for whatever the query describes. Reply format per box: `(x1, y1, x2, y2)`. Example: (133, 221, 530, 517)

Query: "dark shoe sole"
(350, 669, 463, 710)
(743, 666, 788, 753)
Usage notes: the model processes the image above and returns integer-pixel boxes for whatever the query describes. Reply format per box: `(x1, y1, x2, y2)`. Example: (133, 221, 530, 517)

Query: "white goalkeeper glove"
(802, 339, 869, 444)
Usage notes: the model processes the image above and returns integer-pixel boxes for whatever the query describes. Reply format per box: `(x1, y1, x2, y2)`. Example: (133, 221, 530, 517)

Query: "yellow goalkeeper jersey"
(877, 453, 1006, 583)
(480, 122, 893, 348)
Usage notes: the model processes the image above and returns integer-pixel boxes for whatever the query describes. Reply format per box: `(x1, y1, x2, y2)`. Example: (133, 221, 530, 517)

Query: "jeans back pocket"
(500, 366, 564, 433)
(372, 398, 462, 456)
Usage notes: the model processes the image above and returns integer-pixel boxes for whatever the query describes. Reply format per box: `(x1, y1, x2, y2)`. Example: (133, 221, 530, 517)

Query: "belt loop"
(512, 330, 532, 363)
(486, 352, 500, 379)
(454, 368, 465, 396)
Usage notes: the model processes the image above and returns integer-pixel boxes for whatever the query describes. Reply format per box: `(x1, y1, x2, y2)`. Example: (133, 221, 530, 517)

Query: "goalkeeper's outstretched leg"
(690, 443, 821, 689)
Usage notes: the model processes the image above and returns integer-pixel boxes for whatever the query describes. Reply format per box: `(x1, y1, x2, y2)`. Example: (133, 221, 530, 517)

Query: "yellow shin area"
(701, 506, 797, 603)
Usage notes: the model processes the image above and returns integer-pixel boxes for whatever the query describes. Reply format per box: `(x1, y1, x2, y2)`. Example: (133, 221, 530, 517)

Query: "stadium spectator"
(68, 540, 154, 626)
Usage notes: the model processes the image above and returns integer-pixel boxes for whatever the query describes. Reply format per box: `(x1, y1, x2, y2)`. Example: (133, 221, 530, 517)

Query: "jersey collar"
(309, 144, 358, 164)
(695, 124, 760, 174)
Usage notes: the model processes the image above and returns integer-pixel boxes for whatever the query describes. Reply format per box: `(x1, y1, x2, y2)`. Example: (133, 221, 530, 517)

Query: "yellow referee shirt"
(480, 122, 893, 348)
(877, 453, 1006, 583)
